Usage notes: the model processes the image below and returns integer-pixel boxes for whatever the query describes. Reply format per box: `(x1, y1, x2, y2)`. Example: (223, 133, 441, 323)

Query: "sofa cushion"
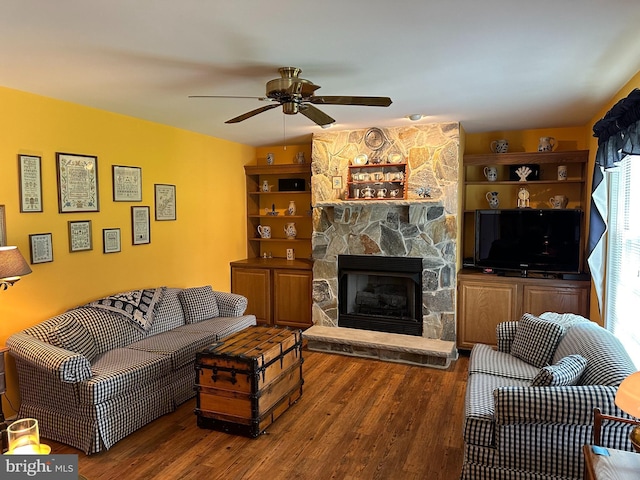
(77, 348, 173, 404)
(127, 330, 218, 370)
(469, 343, 539, 382)
(530, 354, 587, 387)
(552, 322, 636, 386)
(148, 288, 186, 335)
(174, 315, 257, 340)
(85, 287, 165, 332)
(179, 286, 220, 323)
(48, 317, 98, 361)
(510, 313, 565, 368)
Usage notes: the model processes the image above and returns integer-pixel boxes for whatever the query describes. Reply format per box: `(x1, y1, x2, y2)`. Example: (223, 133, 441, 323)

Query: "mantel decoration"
(112, 165, 142, 202)
(18, 154, 43, 212)
(56, 152, 99, 213)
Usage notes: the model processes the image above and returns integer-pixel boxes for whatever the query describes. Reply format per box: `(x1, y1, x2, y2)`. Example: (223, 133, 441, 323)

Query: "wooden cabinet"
(231, 258, 313, 329)
(457, 270, 590, 350)
(232, 163, 314, 330)
(461, 150, 589, 262)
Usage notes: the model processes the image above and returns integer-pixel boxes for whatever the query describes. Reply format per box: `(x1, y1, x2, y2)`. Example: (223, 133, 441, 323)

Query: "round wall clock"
(364, 127, 385, 150)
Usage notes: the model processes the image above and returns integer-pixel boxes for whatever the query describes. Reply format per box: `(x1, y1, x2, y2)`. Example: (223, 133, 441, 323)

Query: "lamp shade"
(615, 371, 640, 418)
(0, 246, 32, 281)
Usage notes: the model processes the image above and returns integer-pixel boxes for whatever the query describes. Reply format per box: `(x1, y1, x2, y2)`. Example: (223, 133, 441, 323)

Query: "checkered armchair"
(461, 313, 637, 480)
(7, 286, 255, 454)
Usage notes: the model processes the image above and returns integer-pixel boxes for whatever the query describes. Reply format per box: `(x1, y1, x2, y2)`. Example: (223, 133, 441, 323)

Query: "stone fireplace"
(310, 123, 460, 343)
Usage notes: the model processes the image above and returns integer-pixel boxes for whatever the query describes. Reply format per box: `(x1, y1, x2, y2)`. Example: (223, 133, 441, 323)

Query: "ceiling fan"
(189, 67, 392, 126)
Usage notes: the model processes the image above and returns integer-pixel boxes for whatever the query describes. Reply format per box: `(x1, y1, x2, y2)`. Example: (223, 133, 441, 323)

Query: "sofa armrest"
(213, 291, 248, 317)
(7, 332, 92, 383)
(493, 384, 627, 426)
(496, 321, 518, 353)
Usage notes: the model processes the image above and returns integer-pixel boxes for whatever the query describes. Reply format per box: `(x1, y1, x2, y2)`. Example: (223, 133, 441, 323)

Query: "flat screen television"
(474, 209, 583, 275)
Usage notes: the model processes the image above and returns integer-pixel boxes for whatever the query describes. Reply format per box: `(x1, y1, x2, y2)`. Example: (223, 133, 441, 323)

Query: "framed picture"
(18, 155, 43, 212)
(56, 153, 99, 213)
(131, 206, 150, 245)
(68, 220, 93, 252)
(332, 176, 343, 190)
(0, 205, 6, 247)
(29, 233, 53, 264)
(112, 165, 142, 202)
(154, 184, 176, 221)
(103, 228, 121, 254)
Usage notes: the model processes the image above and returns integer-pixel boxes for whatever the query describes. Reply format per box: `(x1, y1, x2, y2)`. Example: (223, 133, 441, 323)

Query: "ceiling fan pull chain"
(283, 115, 287, 150)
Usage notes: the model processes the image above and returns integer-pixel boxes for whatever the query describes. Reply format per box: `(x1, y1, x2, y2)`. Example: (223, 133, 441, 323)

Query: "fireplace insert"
(338, 255, 423, 336)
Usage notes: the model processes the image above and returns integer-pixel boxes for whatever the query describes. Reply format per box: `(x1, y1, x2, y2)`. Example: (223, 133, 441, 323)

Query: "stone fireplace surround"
(309, 123, 460, 344)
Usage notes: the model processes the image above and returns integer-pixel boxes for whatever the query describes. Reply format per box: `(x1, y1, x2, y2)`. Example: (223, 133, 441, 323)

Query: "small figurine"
(416, 186, 431, 198)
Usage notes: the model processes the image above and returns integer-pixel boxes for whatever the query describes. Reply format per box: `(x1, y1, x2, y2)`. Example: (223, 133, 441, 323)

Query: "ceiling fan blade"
(225, 104, 280, 123)
(309, 96, 392, 107)
(189, 95, 269, 101)
(299, 104, 336, 126)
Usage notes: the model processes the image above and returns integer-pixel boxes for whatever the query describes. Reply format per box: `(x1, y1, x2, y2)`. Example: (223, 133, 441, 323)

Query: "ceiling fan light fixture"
(408, 114, 423, 121)
(321, 122, 334, 129)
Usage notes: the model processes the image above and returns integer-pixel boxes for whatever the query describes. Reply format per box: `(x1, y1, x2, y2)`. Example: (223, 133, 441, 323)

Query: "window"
(605, 155, 640, 368)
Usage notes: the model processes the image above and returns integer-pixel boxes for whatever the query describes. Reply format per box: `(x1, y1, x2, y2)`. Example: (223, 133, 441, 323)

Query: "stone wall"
(310, 123, 460, 342)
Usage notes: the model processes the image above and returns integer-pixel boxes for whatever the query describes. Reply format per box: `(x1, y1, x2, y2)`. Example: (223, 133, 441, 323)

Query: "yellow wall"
(0, 87, 256, 414)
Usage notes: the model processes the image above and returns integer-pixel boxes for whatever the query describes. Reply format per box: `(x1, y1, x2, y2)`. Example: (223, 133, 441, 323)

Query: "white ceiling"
(2, 1, 640, 147)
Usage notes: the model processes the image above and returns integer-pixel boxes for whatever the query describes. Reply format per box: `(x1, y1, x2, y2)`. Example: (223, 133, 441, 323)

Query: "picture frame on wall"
(102, 228, 121, 254)
(131, 206, 150, 245)
(18, 154, 43, 212)
(29, 233, 53, 264)
(56, 152, 99, 213)
(112, 165, 142, 202)
(68, 220, 93, 252)
(0, 205, 6, 247)
(154, 184, 176, 221)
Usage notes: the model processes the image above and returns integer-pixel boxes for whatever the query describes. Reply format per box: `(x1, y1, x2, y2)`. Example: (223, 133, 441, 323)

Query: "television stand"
(457, 269, 591, 350)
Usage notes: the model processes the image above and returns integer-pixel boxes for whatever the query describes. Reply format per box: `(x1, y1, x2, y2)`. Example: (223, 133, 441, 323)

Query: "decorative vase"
(287, 201, 297, 216)
(284, 222, 297, 239)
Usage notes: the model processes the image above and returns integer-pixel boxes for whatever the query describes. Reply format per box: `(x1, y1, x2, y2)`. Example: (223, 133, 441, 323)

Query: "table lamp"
(615, 371, 640, 452)
(0, 246, 32, 290)
(6, 418, 50, 454)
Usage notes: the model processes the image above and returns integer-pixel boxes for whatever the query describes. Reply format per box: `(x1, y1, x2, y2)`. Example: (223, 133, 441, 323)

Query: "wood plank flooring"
(46, 350, 469, 480)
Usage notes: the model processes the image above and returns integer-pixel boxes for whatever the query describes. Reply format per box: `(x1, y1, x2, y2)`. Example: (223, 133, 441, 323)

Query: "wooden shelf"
(463, 150, 589, 165)
(465, 179, 584, 186)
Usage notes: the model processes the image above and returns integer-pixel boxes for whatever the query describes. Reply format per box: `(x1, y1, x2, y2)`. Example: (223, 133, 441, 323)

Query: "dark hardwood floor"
(47, 350, 469, 480)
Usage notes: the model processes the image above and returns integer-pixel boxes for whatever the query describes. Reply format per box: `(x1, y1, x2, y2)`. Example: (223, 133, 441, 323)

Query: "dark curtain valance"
(593, 88, 640, 168)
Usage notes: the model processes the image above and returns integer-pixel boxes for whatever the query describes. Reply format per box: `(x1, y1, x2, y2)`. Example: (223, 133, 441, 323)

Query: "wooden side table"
(583, 444, 640, 479)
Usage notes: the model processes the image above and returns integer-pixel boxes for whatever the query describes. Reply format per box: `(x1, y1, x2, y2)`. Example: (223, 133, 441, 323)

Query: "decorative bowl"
(352, 153, 368, 166)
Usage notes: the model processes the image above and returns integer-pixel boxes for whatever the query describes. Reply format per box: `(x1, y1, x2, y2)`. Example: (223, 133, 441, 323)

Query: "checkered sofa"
(7, 286, 256, 454)
(461, 312, 638, 480)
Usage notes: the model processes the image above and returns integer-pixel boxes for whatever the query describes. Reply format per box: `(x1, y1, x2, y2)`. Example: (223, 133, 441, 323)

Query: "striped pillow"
(510, 313, 565, 368)
(530, 354, 588, 386)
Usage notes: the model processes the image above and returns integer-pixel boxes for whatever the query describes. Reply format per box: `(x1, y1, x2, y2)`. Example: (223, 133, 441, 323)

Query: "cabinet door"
(231, 267, 271, 325)
(273, 269, 312, 328)
(457, 279, 520, 349)
(523, 284, 590, 317)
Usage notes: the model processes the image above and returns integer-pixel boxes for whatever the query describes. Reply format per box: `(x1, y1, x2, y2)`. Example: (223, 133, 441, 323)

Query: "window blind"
(605, 155, 640, 368)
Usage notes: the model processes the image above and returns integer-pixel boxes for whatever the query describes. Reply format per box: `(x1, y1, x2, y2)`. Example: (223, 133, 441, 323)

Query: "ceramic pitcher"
(284, 222, 297, 239)
(486, 191, 500, 209)
(490, 139, 509, 154)
(538, 137, 556, 152)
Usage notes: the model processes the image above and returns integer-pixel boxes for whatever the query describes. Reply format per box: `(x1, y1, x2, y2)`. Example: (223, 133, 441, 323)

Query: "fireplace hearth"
(338, 255, 423, 336)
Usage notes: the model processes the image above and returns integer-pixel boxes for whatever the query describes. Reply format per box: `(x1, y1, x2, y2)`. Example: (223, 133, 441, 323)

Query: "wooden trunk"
(194, 326, 304, 437)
